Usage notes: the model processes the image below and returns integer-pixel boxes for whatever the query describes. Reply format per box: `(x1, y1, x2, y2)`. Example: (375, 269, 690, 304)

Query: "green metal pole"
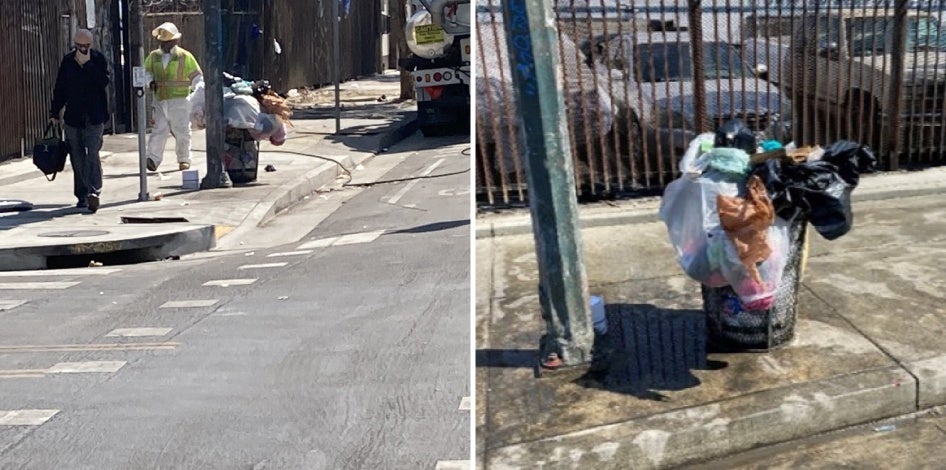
(501, 0, 593, 367)
(200, 0, 233, 189)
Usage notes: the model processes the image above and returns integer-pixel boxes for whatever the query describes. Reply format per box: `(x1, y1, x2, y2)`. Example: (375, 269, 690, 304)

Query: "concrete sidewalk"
(475, 172, 946, 468)
(0, 71, 415, 270)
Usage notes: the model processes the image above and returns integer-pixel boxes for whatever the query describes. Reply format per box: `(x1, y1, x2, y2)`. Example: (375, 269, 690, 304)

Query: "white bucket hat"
(152, 22, 182, 41)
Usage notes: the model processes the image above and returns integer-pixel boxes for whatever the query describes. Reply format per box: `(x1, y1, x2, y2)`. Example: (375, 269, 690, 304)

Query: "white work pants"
(147, 97, 192, 167)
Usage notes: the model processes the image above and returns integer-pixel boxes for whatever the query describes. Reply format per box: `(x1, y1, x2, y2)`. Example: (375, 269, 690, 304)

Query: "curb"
(484, 365, 916, 469)
(475, 185, 946, 239)
(0, 223, 214, 271)
(253, 117, 418, 229)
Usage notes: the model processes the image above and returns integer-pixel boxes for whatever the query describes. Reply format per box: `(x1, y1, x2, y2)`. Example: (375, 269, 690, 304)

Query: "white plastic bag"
(713, 217, 792, 309)
(186, 81, 206, 130)
(224, 95, 261, 129)
(659, 170, 741, 287)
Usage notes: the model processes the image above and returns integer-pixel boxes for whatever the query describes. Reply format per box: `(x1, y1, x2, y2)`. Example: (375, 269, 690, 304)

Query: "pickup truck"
(750, 9, 946, 155)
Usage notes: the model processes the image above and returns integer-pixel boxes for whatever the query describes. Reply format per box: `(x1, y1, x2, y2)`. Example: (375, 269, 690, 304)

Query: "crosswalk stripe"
(0, 409, 60, 426)
(238, 262, 288, 270)
(334, 230, 385, 246)
(0, 282, 80, 290)
(45, 361, 127, 374)
(267, 251, 312, 258)
(0, 342, 178, 353)
(0, 268, 121, 277)
(296, 237, 338, 250)
(0, 300, 27, 311)
(106, 328, 172, 338)
(203, 279, 258, 287)
(160, 300, 219, 308)
(435, 461, 470, 470)
(459, 397, 471, 411)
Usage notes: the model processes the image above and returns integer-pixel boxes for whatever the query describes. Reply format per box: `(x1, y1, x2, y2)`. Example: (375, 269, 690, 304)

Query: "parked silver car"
(588, 31, 793, 178)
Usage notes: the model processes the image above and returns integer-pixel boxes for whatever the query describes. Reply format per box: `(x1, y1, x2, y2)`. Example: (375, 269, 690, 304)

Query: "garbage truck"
(399, 0, 471, 137)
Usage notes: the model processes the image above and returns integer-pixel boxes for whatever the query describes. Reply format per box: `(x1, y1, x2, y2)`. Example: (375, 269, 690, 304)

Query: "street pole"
(500, 0, 593, 368)
(136, 0, 148, 201)
(200, 0, 233, 189)
(333, 0, 341, 134)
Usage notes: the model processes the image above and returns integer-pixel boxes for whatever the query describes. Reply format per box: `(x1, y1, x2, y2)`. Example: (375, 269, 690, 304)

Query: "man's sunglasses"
(74, 43, 91, 49)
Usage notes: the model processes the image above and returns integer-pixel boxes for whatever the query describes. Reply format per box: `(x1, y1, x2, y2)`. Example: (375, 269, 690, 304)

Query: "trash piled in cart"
(659, 120, 877, 310)
(187, 73, 293, 146)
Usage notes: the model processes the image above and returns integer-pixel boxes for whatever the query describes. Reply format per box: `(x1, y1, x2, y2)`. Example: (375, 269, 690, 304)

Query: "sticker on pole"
(414, 24, 446, 45)
(132, 66, 153, 88)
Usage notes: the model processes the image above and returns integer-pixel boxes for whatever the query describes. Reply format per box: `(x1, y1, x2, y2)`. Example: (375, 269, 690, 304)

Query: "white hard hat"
(152, 22, 182, 41)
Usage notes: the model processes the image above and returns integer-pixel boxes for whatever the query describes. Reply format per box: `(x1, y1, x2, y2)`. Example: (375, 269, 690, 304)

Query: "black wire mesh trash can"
(702, 217, 808, 351)
(224, 127, 259, 184)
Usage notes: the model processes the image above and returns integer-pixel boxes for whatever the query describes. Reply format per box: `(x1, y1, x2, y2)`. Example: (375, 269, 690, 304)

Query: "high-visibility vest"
(144, 47, 202, 101)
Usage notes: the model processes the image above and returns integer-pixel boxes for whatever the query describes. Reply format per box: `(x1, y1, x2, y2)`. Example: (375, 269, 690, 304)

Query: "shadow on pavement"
(574, 303, 727, 400)
(389, 219, 470, 234)
(476, 348, 539, 369)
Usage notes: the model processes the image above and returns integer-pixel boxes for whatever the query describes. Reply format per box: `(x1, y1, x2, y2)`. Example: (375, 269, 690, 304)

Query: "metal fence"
(1, 0, 70, 160)
(476, 0, 946, 207)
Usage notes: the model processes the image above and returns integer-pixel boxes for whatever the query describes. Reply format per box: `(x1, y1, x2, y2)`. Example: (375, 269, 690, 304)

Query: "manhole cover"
(39, 230, 111, 238)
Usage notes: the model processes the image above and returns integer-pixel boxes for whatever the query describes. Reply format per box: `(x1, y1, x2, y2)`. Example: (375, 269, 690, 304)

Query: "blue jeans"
(65, 123, 104, 203)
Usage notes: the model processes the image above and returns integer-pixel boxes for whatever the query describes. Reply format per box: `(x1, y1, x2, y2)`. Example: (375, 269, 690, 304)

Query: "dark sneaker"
(76, 200, 88, 209)
(179, 162, 190, 171)
(146, 158, 157, 172)
(87, 194, 100, 213)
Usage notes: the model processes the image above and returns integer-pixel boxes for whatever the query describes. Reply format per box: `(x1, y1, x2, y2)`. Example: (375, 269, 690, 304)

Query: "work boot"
(179, 162, 190, 171)
(87, 194, 100, 213)
(147, 158, 157, 172)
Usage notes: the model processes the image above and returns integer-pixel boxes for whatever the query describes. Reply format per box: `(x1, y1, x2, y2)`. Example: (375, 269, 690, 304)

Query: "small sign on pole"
(132, 66, 152, 88)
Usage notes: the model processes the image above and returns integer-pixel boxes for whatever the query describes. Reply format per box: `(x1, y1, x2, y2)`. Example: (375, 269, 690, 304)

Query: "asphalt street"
(0, 132, 471, 469)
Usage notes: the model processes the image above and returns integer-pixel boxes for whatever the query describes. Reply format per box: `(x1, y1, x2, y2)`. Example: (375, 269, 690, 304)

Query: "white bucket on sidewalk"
(590, 295, 607, 335)
(182, 169, 199, 189)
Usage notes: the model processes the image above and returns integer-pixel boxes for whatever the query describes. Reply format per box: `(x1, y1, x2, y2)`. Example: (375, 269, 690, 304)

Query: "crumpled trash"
(718, 175, 775, 284)
(703, 147, 750, 177)
(749, 140, 876, 240)
(715, 119, 759, 154)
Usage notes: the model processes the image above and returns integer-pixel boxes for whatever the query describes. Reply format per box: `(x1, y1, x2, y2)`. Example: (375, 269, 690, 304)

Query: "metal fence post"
(886, 0, 908, 170)
(688, 0, 707, 133)
(500, 0, 593, 367)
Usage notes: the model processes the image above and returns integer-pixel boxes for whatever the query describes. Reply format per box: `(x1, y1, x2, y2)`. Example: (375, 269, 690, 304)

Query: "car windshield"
(849, 16, 946, 56)
(633, 42, 750, 82)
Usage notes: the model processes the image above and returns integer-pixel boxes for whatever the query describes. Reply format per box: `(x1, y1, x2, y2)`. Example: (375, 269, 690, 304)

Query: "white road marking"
(0, 409, 60, 426)
(267, 251, 312, 258)
(435, 461, 470, 470)
(160, 299, 219, 308)
(0, 300, 27, 311)
(0, 370, 46, 379)
(0, 342, 178, 353)
(387, 158, 444, 205)
(210, 311, 247, 317)
(0, 282, 80, 290)
(106, 327, 173, 337)
(46, 361, 126, 374)
(459, 397, 471, 411)
(334, 230, 385, 246)
(296, 237, 339, 250)
(203, 278, 258, 287)
(0, 267, 121, 277)
(238, 262, 288, 270)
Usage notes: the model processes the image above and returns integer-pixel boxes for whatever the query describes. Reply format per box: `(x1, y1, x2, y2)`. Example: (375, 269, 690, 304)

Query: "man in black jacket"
(49, 29, 110, 213)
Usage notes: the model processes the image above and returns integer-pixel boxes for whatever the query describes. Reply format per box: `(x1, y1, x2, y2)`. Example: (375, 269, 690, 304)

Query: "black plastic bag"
(750, 154, 865, 241)
(819, 140, 877, 186)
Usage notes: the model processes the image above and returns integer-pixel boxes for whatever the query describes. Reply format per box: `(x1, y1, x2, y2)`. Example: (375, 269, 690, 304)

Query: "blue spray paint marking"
(506, 0, 538, 96)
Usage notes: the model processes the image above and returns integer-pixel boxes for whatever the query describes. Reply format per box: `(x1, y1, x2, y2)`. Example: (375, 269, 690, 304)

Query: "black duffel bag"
(33, 122, 69, 181)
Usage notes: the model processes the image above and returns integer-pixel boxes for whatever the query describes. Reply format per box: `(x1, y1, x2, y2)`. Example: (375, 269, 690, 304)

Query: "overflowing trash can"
(188, 73, 292, 185)
(224, 127, 259, 184)
(659, 120, 876, 352)
(701, 215, 806, 350)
